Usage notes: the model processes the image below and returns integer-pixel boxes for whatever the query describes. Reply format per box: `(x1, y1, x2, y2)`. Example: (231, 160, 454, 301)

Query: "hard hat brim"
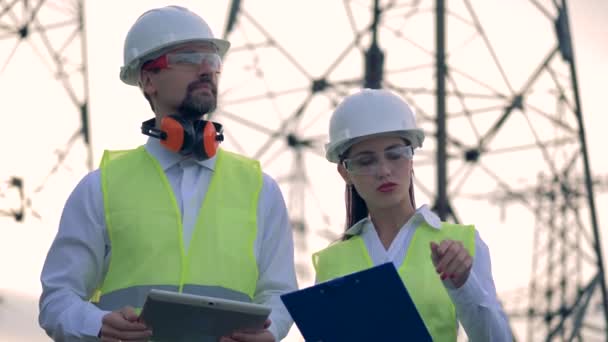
(325, 129, 425, 163)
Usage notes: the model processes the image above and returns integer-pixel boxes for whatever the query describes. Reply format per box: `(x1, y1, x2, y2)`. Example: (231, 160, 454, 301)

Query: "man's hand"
(99, 306, 153, 342)
(430, 240, 473, 288)
(219, 319, 275, 342)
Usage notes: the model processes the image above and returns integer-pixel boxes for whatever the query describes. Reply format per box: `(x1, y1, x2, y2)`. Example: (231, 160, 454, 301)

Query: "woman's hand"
(430, 240, 473, 288)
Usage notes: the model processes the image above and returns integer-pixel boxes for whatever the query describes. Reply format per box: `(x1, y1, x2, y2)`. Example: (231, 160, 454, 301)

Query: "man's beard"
(178, 77, 218, 121)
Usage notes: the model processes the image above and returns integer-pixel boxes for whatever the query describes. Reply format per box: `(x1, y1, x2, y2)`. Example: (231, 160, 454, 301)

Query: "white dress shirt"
(339, 205, 513, 341)
(39, 138, 298, 341)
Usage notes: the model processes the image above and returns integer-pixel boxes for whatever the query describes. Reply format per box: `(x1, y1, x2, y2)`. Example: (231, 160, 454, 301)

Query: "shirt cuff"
(444, 271, 488, 307)
(83, 306, 110, 339)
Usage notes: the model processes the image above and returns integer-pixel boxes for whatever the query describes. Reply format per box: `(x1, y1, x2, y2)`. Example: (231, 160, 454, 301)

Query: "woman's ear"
(337, 163, 351, 185)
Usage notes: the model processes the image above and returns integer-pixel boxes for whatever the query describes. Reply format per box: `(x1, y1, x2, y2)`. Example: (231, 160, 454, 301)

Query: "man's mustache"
(187, 77, 216, 94)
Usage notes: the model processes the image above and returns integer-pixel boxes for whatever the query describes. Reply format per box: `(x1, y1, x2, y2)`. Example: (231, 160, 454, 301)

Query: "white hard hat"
(120, 5, 230, 86)
(325, 88, 425, 163)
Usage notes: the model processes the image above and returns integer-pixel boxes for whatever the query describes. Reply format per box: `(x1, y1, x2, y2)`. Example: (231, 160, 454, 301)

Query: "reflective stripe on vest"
(95, 147, 261, 310)
(313, 222, 475, 342)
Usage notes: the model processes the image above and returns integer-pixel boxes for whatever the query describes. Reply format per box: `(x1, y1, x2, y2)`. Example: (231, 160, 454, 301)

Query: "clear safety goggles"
(142, 52, 222, 73)
(342, 145, 414, 175)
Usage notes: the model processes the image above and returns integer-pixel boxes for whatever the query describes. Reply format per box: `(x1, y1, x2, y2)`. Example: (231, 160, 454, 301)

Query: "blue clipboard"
(281, 262, 432, 342)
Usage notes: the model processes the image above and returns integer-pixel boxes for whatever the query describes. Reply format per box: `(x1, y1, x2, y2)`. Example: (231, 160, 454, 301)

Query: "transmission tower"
(0, 0, 91, 223)
(217, 0, 607, 340)
(489, 172, 608, 341)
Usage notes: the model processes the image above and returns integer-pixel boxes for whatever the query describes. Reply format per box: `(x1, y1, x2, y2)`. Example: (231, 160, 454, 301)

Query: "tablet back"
(141, 289, 271, 341)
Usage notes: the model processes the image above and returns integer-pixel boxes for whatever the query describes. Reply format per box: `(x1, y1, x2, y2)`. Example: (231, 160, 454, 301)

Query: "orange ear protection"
(141, 115, 224, 160)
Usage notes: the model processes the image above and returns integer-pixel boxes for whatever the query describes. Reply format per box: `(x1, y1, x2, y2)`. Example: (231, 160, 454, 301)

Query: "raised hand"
(430, 240, 473, 288)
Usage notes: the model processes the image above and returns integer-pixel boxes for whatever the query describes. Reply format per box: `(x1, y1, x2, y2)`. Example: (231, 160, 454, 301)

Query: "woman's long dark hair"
(344, 184, 369, 239)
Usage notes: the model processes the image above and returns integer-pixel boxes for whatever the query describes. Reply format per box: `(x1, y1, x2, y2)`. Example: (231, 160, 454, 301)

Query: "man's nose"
(197, 59, 219, 76)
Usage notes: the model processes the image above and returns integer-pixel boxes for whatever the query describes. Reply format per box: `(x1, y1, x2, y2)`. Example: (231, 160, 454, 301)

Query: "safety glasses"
(142, 51, 222, 73)
(342, 145, 414, 175)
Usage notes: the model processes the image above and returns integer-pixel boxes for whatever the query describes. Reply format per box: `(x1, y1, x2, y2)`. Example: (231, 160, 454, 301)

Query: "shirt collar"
(144, 137, 217, 171)
(344, 204, 442, 236)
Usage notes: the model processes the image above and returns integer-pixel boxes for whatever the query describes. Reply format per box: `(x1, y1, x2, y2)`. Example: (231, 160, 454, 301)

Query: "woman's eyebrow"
(384, 143, 406, 151)
(351, 144, 406, 157)
(349, 150, 375, 158)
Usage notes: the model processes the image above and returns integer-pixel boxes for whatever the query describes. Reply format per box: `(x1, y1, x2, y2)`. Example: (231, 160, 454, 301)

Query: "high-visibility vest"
(92, 147, 262, 311)
(313, 222, 476, 341)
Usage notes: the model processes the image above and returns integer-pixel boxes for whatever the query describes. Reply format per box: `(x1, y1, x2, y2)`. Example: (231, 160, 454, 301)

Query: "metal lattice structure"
(216, 0, 607, 340)
(1, 0, 605, 340)
(0, 0, 91, 222)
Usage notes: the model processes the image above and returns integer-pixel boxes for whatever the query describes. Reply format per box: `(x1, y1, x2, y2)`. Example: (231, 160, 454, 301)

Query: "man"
(38, 6, 297, 342)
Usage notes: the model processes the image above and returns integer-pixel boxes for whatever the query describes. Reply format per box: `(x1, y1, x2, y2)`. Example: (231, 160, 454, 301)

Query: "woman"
(313, 88, 512, 341)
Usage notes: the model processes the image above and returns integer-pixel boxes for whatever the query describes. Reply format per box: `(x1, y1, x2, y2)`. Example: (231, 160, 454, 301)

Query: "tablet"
(280, 262, 432, 342)
(140, 289, 271, 341)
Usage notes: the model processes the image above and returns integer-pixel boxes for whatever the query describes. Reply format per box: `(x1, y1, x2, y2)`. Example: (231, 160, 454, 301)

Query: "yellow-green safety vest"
(313, 222, 475, 341)
(92, 146, 262, 312)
